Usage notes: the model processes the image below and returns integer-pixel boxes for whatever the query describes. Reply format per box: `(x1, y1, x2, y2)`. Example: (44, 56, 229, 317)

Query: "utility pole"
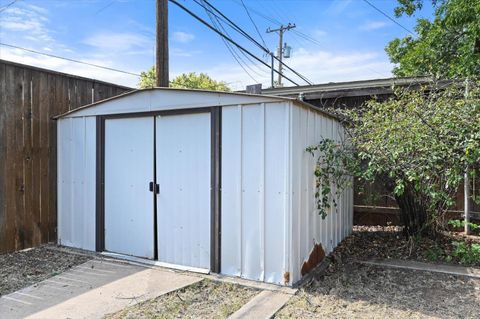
(266, 23, 295, 87)
(156, 0, 169, 87)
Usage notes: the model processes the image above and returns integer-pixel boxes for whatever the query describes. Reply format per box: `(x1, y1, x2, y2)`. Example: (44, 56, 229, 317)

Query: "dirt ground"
(276, 226, 480, 319)
(276, 262, 480, 318)
(0, 245, 91, 296)
(105, 279, 258, 319)
(335, 226, 480, 266)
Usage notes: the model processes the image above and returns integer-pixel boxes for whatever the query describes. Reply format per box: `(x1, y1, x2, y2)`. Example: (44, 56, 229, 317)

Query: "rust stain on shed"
(301, 243, 326, 276)
(283, 272, 290, 285)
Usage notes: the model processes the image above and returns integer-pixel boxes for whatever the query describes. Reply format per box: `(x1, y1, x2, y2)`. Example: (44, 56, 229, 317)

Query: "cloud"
(360, 21, 389, 31)
(327, 0, 353, 15)
(0, 45, 140, 87)
(195, 48, 393, 91)
(173, 31, 195, 43)
(0, 4, 54, 44)
(82, 32, 152, 52)
(171, 47, 202, 57)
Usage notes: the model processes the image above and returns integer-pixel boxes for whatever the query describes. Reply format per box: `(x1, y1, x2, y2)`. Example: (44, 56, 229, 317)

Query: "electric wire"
(239, 0, 268, 49)
(0, 42, 141, 77)
(198, 0, 269, 77)
(0, 0, 20, 13)
(95, 0, 116, 15)
(199, 0, 313, 85)
(170, 0, 301, 86)
(200, 0, 259, 83)
(362, 0, 415, 36)
(232, 0, 390, 79)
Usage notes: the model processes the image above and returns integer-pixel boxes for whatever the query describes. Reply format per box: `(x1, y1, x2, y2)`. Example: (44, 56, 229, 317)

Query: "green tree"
(386, 0, 480, 78)
(309, 83, 480, 236)
(138, 67, 230, 92)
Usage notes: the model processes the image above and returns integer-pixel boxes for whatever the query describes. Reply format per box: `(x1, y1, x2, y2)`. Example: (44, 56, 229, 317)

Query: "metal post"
(270, 53, 274, 88)
(464, 77, 470, 235)
(465, 170, 470, 235)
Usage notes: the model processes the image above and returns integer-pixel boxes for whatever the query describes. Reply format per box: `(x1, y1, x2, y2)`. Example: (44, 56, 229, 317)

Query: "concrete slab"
(227, 290, 292, 319)
(358, 259, 480, 279)
(0, 259, 201, 319)
(205, 274, 297, 295)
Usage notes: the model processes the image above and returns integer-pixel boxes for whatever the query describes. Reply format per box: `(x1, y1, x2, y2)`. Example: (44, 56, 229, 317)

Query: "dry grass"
(277, 262, 480, 318)
(105, 279, 258, 319)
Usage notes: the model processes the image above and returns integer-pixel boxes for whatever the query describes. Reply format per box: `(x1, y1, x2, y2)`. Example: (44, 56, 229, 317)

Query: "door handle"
(149, 182, 160, 194)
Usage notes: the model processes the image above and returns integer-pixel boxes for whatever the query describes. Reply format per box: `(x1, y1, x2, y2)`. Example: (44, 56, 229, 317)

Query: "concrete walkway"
(228, 290, 292, 319)
(359, 258, 480, 279)
(0, 258, 201, 319)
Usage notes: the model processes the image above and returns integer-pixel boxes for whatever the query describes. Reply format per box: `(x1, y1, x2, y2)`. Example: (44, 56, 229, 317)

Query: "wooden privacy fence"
(0, 60, 131, 253)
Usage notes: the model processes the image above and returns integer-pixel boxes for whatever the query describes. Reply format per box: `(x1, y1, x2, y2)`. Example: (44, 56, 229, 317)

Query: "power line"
(0, 42, 141, 77)
(95, 0, 116, 15)
(200, 0, 259, 82)
(169, 0, 301, 86)
(239, 0, 267, 49)
(196, 0, 312, 85)
(0, 0, 20, 13)
(196, 0, 268, 74)
(362, 0, 415, 36)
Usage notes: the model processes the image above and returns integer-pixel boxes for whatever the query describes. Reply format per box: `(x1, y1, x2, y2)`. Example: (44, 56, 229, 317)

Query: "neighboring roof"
(255, 76, 448, 100)
(54, 87, 338, 120)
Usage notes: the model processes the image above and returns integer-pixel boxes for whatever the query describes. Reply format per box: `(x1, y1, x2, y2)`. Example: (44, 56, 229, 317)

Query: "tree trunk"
(394, 185, 430, 237)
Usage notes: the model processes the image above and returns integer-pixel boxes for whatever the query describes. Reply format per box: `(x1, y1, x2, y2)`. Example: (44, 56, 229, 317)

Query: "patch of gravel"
(0, 245, 92, 296)
(106, 279, 258, 319)
(276, 262, 480, 318)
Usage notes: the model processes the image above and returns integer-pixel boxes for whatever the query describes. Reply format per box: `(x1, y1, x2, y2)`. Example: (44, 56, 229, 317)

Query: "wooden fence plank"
(30, 70, 42, 246)
(0, 60, 131, 254)
(22, 67, 33, 248)
(4, 65, 17, 252)
(0, 63, 6, 253)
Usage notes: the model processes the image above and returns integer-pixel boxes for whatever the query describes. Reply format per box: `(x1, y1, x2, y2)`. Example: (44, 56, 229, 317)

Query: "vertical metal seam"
(239, 104, 243, 276)
(153, 117, 158, 260)
(260, 102, 265, 281)
(285, 102, 292, 284)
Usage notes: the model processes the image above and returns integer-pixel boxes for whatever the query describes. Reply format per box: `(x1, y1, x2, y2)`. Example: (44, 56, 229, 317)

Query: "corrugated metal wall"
(221, 102, 290, 285)
(56, 95, 352, 286)
(57, 117, 97, 251)
(289, 104, 353, 284)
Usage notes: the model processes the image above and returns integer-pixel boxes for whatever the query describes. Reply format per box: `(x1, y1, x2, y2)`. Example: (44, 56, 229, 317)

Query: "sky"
(0, 0, 435, 90)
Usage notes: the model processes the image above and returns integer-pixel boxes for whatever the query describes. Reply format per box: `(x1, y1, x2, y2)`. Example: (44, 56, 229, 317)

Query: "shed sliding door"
(104, 117, 155, 259)
(156, 113, 211, 270)
(103, 113, 211, 269)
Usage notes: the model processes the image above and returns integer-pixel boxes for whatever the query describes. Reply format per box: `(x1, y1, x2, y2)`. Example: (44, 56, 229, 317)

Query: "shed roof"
(54, 87, 338, 120)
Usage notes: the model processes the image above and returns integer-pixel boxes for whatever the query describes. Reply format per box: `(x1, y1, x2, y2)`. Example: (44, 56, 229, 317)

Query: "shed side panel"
(221, 102, 288, 285)
(57, 116, 96, 250)
(290, 103, 353, 284)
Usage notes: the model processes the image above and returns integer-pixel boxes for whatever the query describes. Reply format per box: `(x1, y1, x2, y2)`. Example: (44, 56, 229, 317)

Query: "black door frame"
(95, 106, 221, 273)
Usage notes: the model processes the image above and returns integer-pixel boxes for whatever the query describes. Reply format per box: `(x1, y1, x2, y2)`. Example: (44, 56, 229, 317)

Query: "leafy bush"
(449, 241, 480, 265)
(307, 83, 480, 237)
(448, 219, 480, 233)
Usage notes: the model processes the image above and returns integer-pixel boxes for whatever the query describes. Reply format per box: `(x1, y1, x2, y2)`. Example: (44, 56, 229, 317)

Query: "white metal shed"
(56, 88, 353, 286)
